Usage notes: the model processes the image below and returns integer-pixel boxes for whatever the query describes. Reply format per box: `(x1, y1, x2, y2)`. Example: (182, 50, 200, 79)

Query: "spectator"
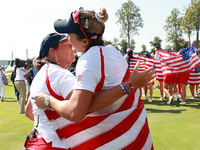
(177, 73, 189, 105)
(14, 66, 27, 114)
(25, 65, 31, 104)
(188, 68, 200, 98)
(10, 66, 20, 103)
(0, 62, 9, 102)
(164, 48, 177, 105)
(154, 59, 164, 101)
(143, 52, 155, 102)
(127, 48, 133, 66)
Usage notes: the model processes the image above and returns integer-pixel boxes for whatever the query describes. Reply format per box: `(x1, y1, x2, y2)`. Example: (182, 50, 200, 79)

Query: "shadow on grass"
(142, 96, 200, 110)
(146, 108, 186, 113)
(2, 98, 17, 102)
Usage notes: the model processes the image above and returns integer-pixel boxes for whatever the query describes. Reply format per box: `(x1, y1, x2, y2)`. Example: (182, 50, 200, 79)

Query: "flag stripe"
(188, 69, 200, 84)
(71, 99, 147, 150)
(56, 89, 137, 139)
(154, 60, 164, 80)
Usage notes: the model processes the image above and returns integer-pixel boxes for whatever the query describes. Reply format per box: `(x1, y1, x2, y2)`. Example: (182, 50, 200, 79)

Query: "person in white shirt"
(0, 63, 9, 102)
(25, 32, 76, 149)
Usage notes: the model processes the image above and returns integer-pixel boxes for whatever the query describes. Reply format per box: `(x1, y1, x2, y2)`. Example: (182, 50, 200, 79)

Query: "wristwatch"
(44, 96, 50, 107)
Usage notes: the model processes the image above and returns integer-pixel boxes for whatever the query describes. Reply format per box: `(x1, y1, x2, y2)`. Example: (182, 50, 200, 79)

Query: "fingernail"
(31, 96, 33, 99)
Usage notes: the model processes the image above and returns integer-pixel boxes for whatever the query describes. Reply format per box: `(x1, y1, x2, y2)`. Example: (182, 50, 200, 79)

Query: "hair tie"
(95, 13, 105, 24)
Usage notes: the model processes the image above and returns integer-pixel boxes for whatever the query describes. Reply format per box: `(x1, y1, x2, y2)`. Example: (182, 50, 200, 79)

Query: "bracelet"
(120, 83, 127, 94)
(128, 81, 134, 91)
(122, 82, 130, 94)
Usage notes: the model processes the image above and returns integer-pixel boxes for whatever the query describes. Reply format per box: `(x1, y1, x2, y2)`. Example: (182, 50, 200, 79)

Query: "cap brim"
(59, 35, 67, 42)
(54, 15, 87, 39)
(54, 19, 71, 33)
(54, 13, 102, 40)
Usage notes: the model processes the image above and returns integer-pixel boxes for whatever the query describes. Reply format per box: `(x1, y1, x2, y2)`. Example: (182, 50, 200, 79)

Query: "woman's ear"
(83, 38, 89, 45)
(48, 48, 56, 59)
(82, 39, 89, 50)
(49, 47, 55, 55)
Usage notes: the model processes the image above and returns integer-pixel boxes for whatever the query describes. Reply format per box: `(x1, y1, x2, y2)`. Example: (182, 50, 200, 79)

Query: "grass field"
(0, 72, 200, 150)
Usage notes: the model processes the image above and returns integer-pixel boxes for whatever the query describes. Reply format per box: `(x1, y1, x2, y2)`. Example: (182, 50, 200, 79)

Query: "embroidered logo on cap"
(91, 35, 98, 39)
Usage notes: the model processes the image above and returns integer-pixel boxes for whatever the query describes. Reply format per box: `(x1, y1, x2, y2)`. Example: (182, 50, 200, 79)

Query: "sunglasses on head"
(73, 7, 83, 24)
(72, 7, 90, 40)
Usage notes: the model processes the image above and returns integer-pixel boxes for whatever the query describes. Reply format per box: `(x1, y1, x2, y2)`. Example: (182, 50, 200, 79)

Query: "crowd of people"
(9, 61, 38, 114)
(126, 47, 200, 106)
(1, 6, 199, 150)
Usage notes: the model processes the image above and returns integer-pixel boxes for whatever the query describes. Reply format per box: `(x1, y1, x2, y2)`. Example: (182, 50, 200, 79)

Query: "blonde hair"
(79, 7, 108, 35)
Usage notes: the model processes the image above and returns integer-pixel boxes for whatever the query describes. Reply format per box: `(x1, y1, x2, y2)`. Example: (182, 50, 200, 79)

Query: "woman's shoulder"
(48, 64, 72, 76)
(86, 45, 120, 55)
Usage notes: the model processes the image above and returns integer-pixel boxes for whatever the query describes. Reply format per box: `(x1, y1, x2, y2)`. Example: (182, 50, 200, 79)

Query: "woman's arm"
(88, 61, 156, 112)
(34, 89, 93, 123)
(2, 62, 9, 71)
(25, 98, 34, 121)
(34, 61, 156, 122)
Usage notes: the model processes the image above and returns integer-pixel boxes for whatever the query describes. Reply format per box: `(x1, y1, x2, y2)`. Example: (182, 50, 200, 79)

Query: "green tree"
(172, 38, 189, 51)
(165, 45, 172, 51)
(104, 40, 112, 46)
(150, 36, 162, 49)
(187, 0, 200, 49)
(164, 8, 183, 52)
(150, 48, 156, 55)
(140, 44, 146, 55)
(115, 0, 143, 48)
(193, 40, 200, 49)
(112, 37, 120, 50)
(181, 7, 194, 45)
(130, 39, 136, 50)
(119, 39, 128, 54)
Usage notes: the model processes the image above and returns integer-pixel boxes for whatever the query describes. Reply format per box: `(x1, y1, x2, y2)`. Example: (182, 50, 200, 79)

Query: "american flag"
(129, 54, 145, 73)
(188, 68, 200, 84)
(156, 45, 200, 76)
(195, 65, 200, 73)
(143, 56, 155, 69)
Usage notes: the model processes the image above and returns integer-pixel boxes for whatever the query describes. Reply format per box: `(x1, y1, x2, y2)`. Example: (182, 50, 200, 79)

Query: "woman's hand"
(33, 93, 50, 109)
(129, 61, 156, 89)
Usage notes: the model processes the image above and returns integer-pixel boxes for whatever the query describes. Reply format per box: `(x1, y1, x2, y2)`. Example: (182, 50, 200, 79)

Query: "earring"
(55, 54, 61, 65)
(82, 47, 85, 51)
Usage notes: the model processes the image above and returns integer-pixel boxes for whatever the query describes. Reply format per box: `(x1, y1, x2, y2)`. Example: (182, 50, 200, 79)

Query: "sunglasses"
(73, 7, 90, 40)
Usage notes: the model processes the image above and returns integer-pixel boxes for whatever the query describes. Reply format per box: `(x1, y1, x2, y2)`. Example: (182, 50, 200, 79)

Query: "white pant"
(0, 84, 5, 98)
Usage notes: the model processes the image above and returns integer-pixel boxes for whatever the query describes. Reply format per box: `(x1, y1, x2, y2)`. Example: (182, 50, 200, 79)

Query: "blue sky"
(0, 0, 193, 60)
